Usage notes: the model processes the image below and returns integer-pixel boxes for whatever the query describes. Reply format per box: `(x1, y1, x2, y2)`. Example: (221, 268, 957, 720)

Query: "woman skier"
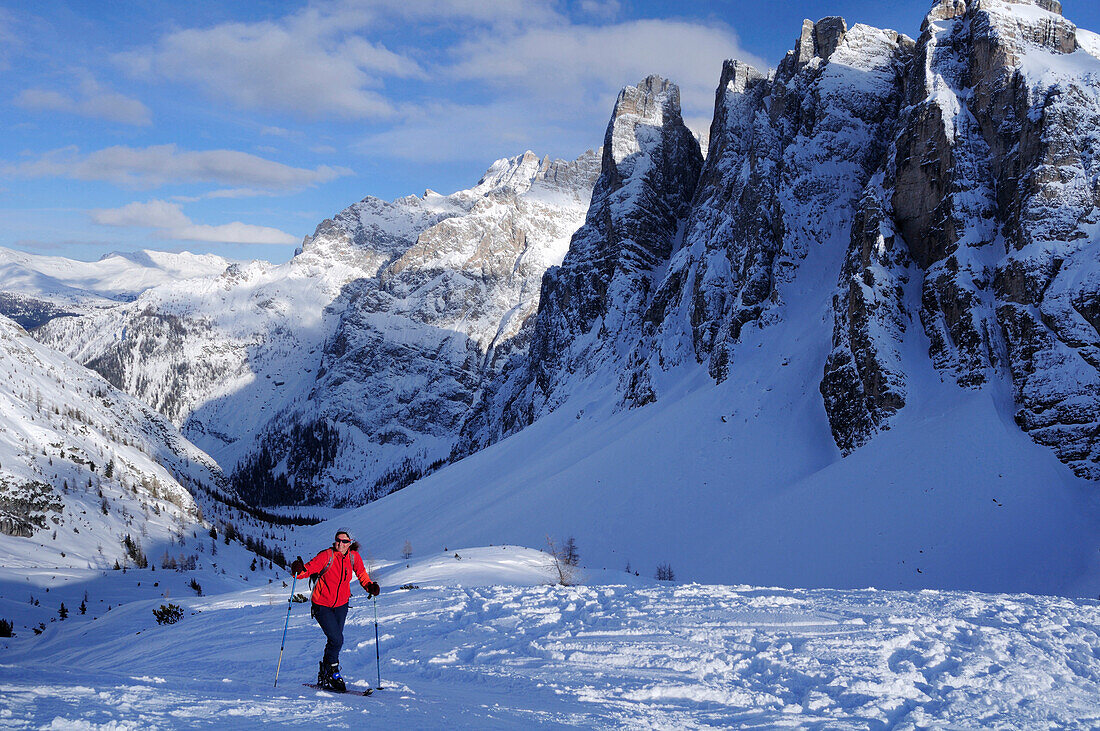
(290, 530, 380, 691)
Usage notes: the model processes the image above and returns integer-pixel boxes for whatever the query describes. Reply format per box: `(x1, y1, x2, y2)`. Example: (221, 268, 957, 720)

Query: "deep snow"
(3, 547, 1100, 729)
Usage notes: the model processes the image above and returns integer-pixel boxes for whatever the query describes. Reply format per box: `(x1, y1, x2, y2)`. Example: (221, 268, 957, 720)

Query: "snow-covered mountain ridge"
(0, 312, 214, 567)
(461, 0, 1100, 485)
(0, 247, 233, 329)
(35, 151, 599, 505)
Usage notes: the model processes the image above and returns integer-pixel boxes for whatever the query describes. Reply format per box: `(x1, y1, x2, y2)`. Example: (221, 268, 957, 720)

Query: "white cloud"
(170, 221, 298, 245)
(7, 144, 351, 190)
(116, 9, 424, 120)
(0, 8, 21, 72)
(447, 20, 766, 120)
(356, 18, 762, 165)
(260, 126, 295, 137)
(91, 199, 298, 245)
(204, 188, 278, 199)
(362, 0, 561, 30)
(109, 0, 569, 122)
(577, 0, 621, 20)
(91, 199, 190, 228)
(356, 100, 593, 164)
(15, 74, 152, 125)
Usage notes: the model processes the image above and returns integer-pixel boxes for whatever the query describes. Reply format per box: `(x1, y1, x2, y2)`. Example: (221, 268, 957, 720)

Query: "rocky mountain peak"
(923, 0, 968, 27)
(610, 75, 677, 121)
(474, 150, 545, 195)
(458, 75, 703, 445)
(790, 16, 849, 68)
(605, 75, 687, 169)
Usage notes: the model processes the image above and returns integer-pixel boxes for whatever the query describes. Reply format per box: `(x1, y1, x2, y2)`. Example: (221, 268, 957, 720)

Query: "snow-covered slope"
(3, 547, 1100, 728)
(0, 309, 310, 649)
(315, 336, 1100, 596)
(37, 151, 599, 505)
(0, 313, 219, 569)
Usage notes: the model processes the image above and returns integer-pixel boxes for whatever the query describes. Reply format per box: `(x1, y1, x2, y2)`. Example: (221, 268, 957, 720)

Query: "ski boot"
(318, 660, 346, 692)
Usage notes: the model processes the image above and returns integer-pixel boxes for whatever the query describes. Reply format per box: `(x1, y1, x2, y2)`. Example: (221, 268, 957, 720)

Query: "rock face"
(38, 151, 599, 504)
(459, 76, 702, 447)
(866, 0, 1100, 475)
(641, 19, 911, 389)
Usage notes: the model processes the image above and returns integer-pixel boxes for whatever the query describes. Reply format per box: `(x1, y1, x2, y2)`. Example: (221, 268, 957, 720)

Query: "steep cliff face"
(633, 19, 912, 397)
(460, 76, 702, 447)
(821, 0, 1100, 473)
(470, 19, 913, 451)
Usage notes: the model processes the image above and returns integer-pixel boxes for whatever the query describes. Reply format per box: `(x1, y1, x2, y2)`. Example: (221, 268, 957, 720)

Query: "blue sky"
(3, 0, 1099, 264)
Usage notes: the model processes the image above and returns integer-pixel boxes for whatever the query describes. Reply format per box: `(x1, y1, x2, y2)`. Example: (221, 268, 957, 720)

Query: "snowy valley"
(5, 0, 1100, 726)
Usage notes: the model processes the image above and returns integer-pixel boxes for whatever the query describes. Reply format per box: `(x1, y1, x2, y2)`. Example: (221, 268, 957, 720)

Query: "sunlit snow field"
(3, 547, 1100, 729)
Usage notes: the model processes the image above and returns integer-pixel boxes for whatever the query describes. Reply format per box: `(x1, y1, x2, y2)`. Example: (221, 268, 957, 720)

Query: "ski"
(302, 682, 374, 696)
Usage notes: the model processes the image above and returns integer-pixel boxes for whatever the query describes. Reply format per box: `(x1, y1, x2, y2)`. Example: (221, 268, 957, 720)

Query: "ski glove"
(366, 581, 380, 596)
(291, 556, 306, 575)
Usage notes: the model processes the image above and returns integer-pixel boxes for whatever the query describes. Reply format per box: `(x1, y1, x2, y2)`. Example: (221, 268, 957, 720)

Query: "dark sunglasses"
(335, 538, 351, 544)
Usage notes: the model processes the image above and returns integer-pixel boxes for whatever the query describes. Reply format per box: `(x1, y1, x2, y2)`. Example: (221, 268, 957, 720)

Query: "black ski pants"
(312, 602, 349, 665)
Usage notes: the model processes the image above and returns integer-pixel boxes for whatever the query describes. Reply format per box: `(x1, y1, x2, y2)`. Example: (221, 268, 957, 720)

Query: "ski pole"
(373, 595, 382, 689)
(274, 576, 297, 688)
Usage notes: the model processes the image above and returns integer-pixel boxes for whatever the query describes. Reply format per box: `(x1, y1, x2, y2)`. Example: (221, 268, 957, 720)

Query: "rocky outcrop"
(879, 0, 1100, 476)
(631, 20, 911, 402)
(822, 182, 912, 452)
(460, 76, 702, 447)
(0, 476, 61, 538)
(818, 0, 1100, 469)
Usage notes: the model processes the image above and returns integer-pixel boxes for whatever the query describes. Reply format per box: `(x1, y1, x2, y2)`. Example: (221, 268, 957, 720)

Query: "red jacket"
(296, 548, 370, 608)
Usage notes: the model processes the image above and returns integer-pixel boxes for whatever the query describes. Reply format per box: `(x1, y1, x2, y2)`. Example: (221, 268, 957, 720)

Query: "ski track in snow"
(3, 547, 1100, 729)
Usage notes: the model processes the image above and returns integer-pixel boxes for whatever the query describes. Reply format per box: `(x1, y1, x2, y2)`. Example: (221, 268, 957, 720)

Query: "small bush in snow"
(545, 535, 581, 586)
(188, 579, 202, 596)
(655, 563, 675, 582)
(292, 593, 308, 603)
(0, 619, 13, 637)
(153, 603, 184, 625)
